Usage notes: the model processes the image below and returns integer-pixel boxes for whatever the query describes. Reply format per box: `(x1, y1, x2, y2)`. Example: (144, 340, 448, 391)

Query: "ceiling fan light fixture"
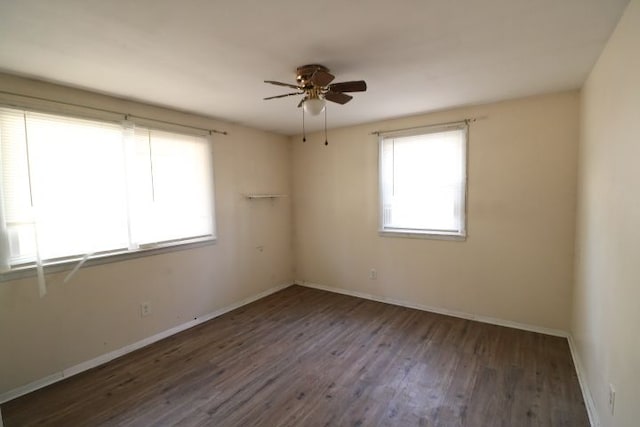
(264, 64, 367, 127)
(303, 98, 326, 116)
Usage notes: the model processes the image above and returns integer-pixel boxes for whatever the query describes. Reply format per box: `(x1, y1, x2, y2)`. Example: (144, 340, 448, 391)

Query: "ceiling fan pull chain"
(264, 65, 367, 135)
(302, 106, 306, 142)
(324, 105, 328, 146)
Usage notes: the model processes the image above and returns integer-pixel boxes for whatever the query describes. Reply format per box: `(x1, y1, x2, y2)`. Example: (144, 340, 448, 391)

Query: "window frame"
(377, 121, 468, 240)
(0, 103, 218, 280)
(0, 237, 215, 282)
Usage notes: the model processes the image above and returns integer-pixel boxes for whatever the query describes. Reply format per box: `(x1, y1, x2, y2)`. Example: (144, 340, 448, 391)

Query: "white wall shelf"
(243, 194, 288, 200)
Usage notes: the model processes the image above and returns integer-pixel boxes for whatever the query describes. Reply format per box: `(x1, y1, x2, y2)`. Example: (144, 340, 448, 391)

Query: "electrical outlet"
(608, 384, 616, 415)
(140, 302, 151, 317)
(369, 269, 377, 280)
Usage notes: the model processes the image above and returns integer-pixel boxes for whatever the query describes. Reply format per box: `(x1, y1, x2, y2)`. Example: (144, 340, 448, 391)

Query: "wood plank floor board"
(1, 285, 589, 426)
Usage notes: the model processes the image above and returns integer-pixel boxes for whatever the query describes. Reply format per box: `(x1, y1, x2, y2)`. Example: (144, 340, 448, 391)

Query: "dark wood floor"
(2, 285, 588, 426)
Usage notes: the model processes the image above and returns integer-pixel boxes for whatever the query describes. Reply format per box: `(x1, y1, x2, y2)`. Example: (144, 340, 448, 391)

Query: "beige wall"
(573, 1, 640, 426)
(292, 92, 579, 331)
(6, 44, 630, 417)
(0, 74, 294, 395)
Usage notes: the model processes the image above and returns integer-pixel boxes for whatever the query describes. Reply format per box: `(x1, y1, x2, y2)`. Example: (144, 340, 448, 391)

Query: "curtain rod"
(0, 90, 228, 135)
(370, 117, 485, 136)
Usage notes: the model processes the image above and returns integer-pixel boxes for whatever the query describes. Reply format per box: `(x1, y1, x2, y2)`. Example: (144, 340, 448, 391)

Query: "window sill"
(378, 229, 466, 241)
(0, 236, 217, 282)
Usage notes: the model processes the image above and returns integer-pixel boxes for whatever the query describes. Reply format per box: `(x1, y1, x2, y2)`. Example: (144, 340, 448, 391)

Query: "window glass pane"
(0, 106, 217, 270)
(132, 128, 214, 245)
(25, 112, 129, 259)
(380, 126, 466, 236)
(0, 109, 33, 264)
(0, 108, 31, 223)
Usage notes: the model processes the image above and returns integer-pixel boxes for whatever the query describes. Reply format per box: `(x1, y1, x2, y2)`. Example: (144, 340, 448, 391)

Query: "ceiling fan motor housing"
(296, 64, 329, 87)
(263, 65, 365, 107)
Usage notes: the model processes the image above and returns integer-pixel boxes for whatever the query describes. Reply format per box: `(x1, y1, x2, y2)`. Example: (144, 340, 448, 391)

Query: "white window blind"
(130, 128, 214, 246)
(379, 123, 467, 237)
(0, 106, 215, 271)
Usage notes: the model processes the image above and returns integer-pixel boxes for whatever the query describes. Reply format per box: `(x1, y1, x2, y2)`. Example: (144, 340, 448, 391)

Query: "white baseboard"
(0, 282, 293, 405)
(567, 335, 600, 427)
(296, 280, 567, 337)
(296, 280, 601, 426)
(1, 280, 599, 427)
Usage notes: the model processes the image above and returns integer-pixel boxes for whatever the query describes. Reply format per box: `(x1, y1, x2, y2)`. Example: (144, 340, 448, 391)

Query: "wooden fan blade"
(264, 92, 302, 100)
(328, 80, 367, 93)
(264, 80, 302, 90)
(310, 70, 335, 87)
(325, 91, 353, 105)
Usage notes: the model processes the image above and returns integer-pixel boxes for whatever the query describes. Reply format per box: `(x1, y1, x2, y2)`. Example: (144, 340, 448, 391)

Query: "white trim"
(0, 280, 598, 427)
(0, 282, 293, 404)
(296, 280, 567, 337)
(0, 372, 63, 406)
(377, 124, 468, 240)
(296, 280, 599, 426)
(378, 230, 466, 241)
(567, 335, 600, 426)
(1, 237, 216, 283)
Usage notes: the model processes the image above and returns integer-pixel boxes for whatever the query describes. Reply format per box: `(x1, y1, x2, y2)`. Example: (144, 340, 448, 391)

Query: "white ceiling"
(0, 0, 630, 135)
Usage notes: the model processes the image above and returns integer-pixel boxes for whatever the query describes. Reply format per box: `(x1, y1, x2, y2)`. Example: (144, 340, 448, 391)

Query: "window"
(379, 122, 467, 238)
(0, 106, 216, 271)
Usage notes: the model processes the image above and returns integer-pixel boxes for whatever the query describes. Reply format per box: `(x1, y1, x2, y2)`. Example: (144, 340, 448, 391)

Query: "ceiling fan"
(264, 64, 367, 116)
